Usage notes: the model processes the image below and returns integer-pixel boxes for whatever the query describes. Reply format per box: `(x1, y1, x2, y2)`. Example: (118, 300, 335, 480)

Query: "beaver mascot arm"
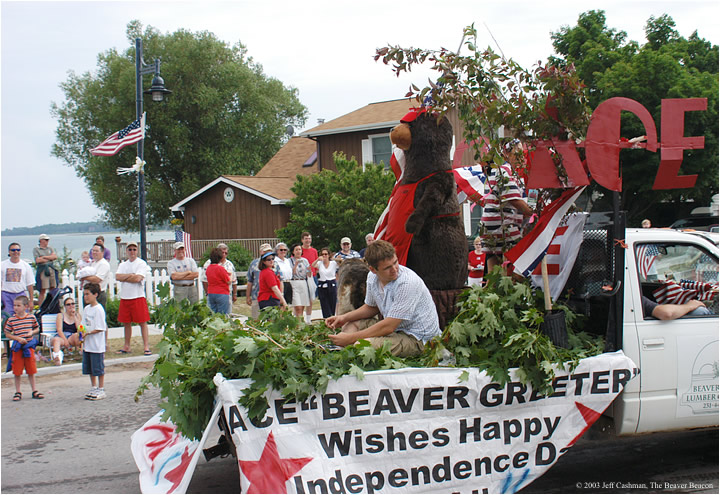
(405, 173, 456, 236)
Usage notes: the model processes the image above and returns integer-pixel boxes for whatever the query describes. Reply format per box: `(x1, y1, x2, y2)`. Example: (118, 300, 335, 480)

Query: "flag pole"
(135, 37, 148, 261)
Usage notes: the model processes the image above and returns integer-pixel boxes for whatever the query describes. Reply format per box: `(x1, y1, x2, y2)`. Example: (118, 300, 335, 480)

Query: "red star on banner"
(238, 431, 313, 494)
(566, 401, 603, 448)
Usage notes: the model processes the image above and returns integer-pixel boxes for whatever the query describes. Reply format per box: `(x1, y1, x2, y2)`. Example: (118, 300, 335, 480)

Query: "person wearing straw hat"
(33, 234, 58, 306)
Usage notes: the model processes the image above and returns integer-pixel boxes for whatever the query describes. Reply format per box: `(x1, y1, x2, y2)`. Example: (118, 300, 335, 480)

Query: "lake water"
(1, 231, 175, 270)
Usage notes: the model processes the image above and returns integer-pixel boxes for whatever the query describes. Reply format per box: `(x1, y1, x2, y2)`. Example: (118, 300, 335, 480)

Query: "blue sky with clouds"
(2, 0, 717, 230)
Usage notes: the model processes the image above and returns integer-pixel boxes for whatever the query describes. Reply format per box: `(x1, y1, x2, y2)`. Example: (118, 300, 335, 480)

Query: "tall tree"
(276, 154, 395, 252)
(551, 12, 718, 224)
(52, 21, 307, 231)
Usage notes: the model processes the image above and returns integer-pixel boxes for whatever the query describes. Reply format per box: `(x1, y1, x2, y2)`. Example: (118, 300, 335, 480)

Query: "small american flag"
(90, 113, 146, 156)
(175, 230, 193, 258)
(653, 279, 718, 305)
(636, 244, 659, 280)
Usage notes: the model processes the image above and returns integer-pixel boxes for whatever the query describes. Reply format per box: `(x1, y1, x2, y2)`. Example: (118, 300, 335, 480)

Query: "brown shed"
(170, 137, 317, 240)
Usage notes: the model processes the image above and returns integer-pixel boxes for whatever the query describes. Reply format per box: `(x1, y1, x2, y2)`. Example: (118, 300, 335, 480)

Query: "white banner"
(216, 351, 637, 494)
(131, 405, 221, 494)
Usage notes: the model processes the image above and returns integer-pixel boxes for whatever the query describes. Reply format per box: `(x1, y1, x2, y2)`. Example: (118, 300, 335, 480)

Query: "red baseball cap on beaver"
(400, 107, 428, 123)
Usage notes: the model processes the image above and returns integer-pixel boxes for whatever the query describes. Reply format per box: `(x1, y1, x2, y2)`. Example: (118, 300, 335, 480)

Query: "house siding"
(315, 109, 475, 170)
(184, 183, 290, 240)
(316, 128, 395, 170)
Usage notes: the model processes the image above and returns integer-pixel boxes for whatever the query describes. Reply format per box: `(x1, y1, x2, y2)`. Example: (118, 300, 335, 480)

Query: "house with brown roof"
(170, 98, 481, 249)
(169, 136, 317, 244)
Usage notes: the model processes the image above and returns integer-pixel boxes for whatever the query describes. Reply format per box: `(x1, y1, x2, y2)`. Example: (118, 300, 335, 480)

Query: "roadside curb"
(1, 354, 157, 381)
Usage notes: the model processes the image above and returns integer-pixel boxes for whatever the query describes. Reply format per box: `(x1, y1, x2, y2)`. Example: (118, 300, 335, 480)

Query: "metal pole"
(135, 37, 148, 260)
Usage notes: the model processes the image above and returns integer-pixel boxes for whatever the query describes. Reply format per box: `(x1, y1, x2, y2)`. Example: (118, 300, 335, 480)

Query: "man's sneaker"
(90, 389, 106, 401)
(85, 387, 99, 399)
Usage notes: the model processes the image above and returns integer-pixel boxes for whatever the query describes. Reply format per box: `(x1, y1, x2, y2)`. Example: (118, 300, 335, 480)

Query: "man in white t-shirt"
(115, 242, 151, 355)
(79, 243, 111, 308)
(1, 243, 35, 315)
(167, 242, 199, 304)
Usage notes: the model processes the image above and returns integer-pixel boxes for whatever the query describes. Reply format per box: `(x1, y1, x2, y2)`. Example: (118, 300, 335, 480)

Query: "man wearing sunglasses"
(1, 243, 35, 315)
(115, 242, 151, 355)
(0, 242, 35, 315)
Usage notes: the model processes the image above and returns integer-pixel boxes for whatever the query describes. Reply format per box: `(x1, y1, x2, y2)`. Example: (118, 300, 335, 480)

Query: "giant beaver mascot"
(381, 108, 468, 293)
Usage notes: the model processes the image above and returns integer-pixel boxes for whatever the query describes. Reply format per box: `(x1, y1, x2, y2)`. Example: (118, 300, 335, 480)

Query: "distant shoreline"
(2, 221, 170, 236)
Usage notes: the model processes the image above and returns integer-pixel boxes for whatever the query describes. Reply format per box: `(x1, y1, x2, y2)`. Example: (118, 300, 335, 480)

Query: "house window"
(361, 134, 392, 169)
(372, 135, 392, 167)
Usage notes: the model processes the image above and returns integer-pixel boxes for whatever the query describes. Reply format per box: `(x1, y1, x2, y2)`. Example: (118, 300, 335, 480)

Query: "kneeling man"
(326, 240, 439, 357)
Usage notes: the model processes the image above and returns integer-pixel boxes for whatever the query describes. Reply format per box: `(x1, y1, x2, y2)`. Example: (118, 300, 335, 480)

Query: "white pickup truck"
(564, 219, 718, 435)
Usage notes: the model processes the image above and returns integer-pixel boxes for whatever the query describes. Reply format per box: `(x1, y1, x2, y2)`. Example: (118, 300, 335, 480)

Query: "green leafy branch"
(137, 271, 601, 440)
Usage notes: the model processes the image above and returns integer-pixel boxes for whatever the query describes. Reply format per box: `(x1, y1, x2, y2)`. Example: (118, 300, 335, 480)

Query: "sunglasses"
(9, 248, 21, 252)
(128, 248, 138, 251)
(278, 249, 288, 252)
(65, 302, 75, 307)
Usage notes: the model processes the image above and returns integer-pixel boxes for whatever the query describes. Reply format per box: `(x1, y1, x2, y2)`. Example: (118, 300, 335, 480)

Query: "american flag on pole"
(90, 113, 146, 156)
(653, 279, 718, 305)
(505, 186, 586, 277)
(175, 230, 193, 258)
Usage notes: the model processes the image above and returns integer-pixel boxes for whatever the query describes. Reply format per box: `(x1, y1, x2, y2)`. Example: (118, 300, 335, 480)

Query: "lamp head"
(144, 74, 172, 102)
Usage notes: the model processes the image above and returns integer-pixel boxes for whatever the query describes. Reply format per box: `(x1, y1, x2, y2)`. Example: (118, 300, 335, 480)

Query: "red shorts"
(12, 349, 37, 376)
(118, 297, 150, 324)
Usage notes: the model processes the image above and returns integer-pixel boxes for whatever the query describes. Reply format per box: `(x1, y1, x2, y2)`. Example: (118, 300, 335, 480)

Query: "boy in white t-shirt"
(81, 283, 108, 401)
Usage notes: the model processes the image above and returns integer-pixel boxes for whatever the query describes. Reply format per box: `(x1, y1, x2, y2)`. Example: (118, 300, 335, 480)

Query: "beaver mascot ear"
(390, 123, 412, 150)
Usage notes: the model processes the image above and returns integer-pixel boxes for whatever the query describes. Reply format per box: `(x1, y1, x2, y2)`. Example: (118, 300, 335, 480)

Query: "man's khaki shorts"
(39, 270, 57, 290)
(367, 331, 425, 358)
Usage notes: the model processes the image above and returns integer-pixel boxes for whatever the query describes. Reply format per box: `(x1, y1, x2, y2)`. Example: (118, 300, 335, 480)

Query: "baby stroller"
(36, 286, 73, 331)
(35, 286, 73, 363)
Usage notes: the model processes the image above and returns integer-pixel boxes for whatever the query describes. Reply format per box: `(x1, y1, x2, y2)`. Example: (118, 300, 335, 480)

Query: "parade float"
(131, 25, 717, 494)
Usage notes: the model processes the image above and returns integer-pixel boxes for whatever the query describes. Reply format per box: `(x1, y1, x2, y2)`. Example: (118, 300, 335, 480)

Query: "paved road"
(2, 363, 717, 494)
(1, 363, 160, 493)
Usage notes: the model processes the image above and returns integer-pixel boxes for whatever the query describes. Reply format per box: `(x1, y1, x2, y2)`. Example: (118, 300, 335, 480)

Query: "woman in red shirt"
(206, 248, 231, 314)
(258, 251, 287, 311)
(468, 236, 485, 287)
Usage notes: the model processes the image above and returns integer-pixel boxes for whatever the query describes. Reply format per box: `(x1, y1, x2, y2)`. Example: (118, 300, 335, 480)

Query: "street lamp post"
(135, 37, 171, 260)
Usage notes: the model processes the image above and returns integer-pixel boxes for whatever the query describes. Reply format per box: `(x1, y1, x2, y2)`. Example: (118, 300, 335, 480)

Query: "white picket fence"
(59, 268, 206, 311)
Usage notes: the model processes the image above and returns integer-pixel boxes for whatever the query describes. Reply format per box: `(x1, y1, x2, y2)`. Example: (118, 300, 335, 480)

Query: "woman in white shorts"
(289, 243, 316, 324)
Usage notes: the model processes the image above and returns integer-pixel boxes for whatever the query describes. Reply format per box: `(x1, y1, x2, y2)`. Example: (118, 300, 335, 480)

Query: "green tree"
(276, 154, 395, 252)
(551, 12, 718, 224)
(51, 21, 307, 231)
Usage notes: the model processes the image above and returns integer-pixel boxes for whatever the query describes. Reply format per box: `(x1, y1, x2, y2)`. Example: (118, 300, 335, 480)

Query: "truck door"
(628, 240, 718, 433)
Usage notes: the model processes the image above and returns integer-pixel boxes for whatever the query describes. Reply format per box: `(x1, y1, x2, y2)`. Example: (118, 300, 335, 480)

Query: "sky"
(1, 0, 718, 230)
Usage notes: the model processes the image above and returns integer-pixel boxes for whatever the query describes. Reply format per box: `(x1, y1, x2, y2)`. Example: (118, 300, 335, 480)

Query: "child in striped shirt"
(4, 295, 44, 401)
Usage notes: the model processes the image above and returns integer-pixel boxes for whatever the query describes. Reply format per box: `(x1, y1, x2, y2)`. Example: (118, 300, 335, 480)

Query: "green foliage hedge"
(137, 269, 603, 440)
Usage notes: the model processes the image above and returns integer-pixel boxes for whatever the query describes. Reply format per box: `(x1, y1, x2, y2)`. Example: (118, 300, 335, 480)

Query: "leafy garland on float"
(136, 276, 602, 440)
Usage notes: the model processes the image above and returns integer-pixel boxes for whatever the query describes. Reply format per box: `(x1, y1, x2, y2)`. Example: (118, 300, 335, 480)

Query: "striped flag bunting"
(453, 165, 487, 204)
(505, 187, 586, 277)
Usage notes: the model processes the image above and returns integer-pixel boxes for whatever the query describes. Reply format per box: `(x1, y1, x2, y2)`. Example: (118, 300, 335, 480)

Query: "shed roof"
(255, 136, 317, 178)
(170, 137, 318, 211)
(300, 98, 416, 137)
